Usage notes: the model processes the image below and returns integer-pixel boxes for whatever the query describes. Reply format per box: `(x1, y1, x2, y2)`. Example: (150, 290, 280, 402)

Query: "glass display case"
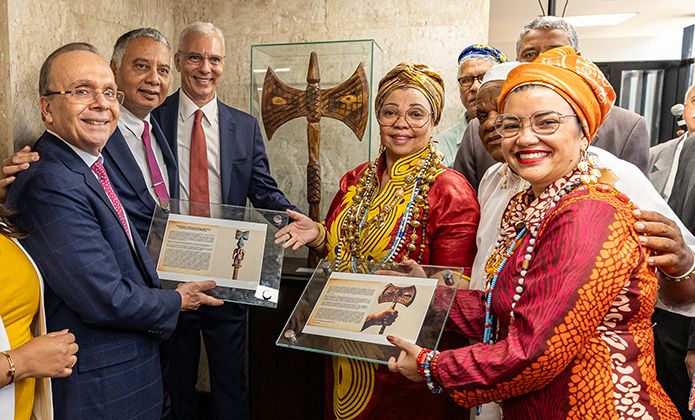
(250, 40, 383, 259)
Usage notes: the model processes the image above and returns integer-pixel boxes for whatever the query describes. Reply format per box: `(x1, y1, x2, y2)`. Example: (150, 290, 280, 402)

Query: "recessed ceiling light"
(564, 13, 637, 27)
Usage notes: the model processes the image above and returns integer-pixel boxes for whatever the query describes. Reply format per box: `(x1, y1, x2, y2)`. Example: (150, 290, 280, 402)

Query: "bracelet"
(418, 349, 443, 394)
(662, 253, 695, 282)
(306, 222, 327, 249)
(1, 351, 15, 384)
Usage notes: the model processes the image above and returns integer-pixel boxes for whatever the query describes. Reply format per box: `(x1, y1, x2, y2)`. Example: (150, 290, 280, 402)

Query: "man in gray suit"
(648, 83, 695, 418)
(650, 84, 695, 199)
(453, 16, 650, 189)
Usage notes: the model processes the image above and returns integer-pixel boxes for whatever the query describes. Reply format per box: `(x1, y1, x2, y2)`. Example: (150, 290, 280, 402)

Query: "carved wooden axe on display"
(261, 51, 370, 222)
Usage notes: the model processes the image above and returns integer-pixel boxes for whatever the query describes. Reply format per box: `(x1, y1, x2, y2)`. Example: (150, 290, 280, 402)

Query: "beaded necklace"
(482, 179, 582, 345)
(333, 143, 442, 271)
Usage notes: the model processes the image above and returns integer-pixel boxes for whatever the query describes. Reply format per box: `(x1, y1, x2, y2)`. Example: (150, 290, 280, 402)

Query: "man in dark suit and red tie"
(151, 22, 297, 420)
(6, 42, 222, 420)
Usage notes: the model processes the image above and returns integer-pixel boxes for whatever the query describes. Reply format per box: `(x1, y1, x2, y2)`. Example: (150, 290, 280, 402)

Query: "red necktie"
(141, 120, 170, 208)
(91, 157, 132, 241)
(190, 109, 210, 217)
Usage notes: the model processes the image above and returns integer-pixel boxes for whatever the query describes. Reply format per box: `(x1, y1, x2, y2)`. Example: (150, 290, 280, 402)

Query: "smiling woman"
(387, 47, 680, 420)
(275, 62, 480, 420)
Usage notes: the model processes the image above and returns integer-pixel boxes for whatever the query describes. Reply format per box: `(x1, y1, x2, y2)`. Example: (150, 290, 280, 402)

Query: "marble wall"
(5, 0, 177, 150)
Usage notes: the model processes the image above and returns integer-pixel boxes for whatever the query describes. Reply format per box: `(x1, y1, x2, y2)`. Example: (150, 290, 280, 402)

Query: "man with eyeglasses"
(5, 42, 222, 420)
(440, 44, 506, 185)
(468, 59, 695, 420)
(454, 17, 649, 193)
(151, 22, 296, 420)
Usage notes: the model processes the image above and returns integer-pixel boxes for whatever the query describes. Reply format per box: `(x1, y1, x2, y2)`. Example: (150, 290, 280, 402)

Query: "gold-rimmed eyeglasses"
(377, 106, 433, 128)
(493, 111, 579, 138)
(43, 86, 125, 104)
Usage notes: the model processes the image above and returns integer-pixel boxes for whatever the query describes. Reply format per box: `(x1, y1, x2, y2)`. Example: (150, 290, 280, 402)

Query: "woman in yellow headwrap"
(276, 63, 480, 419)
(387, 47, 679, 419)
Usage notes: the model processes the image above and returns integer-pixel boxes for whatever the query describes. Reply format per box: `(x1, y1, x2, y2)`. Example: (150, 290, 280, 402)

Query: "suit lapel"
(103, 128, 156, 211)
(218, 99, 236, 204)
(151, 118, 179, 199)
(40, 134, 124, 228)
(651, 137, 682, 195)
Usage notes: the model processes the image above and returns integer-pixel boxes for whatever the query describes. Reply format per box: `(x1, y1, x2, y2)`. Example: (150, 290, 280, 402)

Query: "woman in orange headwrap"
(388, 47, 679, 419)
(275, 62, 479, 419)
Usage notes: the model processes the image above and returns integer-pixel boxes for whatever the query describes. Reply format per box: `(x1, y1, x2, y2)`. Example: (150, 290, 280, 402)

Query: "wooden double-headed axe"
(377, 283, 417, 334)
(261, 52, 370, 222)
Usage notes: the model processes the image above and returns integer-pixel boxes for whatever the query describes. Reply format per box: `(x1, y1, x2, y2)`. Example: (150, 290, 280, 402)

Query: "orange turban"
(376, 62, 445, 126)
(498, 46, 615, 141)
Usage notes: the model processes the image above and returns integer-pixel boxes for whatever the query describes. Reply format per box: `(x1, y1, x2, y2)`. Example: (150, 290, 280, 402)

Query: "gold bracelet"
(1, 351, 15, 384)
(307, 222, 327, 249)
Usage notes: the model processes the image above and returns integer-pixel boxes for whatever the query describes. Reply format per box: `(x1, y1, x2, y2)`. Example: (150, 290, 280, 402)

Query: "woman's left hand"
(387, 335, 424, 383)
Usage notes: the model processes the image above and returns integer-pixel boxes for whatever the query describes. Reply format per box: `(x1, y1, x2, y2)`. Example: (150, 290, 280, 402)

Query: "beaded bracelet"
(418, 349, 443, 394)
(661, 252, 695, 282)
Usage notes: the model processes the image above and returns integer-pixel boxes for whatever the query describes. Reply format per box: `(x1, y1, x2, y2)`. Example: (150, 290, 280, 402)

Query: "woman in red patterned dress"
(388, 47, 679, 419)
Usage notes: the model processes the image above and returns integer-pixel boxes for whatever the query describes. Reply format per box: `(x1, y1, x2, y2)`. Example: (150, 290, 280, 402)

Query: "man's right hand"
(0, 146, 39, 202)
(176, 280, 224, 311)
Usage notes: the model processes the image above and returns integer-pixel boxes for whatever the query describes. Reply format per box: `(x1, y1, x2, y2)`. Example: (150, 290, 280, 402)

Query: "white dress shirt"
(176, 91, 223, 214)
(471, 146, 695, 317)
(117, 107, 170, 204)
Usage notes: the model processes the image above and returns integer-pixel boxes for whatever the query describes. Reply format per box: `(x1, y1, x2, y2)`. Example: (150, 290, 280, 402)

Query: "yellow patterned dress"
(322, 145, 480, 419)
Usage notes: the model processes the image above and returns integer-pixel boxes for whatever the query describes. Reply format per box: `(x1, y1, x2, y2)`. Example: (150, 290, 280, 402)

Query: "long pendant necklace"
(334, 144, 442, 270)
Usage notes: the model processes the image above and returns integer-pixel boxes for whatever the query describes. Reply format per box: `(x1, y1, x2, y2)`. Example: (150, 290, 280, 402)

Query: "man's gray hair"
(515, 16, 579, 56)
(111, 27, 170, 70)
(177, 22, 225, 52)
(39, 42, 99, 95)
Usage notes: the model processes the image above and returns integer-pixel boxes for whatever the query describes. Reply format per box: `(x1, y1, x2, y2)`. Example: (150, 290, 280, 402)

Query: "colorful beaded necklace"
(482, 179, 582, 345)
(333, 143, 442, 271)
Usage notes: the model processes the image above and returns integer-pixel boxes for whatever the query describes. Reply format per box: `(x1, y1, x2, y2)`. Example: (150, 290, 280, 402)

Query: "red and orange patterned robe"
(437, 184, 679, 419)
(323, 149, 480, 420)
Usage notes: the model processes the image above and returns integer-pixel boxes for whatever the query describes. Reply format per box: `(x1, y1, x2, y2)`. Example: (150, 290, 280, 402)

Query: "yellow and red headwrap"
(376, 62, 445, 126)
(498, 46, 615, 141)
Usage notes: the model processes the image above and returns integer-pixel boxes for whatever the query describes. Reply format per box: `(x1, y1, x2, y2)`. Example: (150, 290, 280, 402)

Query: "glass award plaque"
(146, 199, 288, 308)
(276, 259, 465, 365)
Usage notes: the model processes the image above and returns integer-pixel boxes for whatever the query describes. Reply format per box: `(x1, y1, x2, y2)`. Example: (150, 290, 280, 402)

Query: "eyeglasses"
(43, 86, 125, 104)
(377, 106, 432, 128)
(457, 73, 486, 88)
(178, 52, 225, 67)
(493, 111, 579, 138)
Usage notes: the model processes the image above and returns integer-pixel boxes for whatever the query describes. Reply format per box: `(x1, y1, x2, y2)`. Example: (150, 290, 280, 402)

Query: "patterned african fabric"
(323, 149, 480, 420)
(436, 183, 679, 419)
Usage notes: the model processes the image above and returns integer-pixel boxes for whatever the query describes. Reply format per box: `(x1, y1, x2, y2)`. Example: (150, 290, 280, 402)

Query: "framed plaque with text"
(146, 199, 288, 308)
(276, 259, 465, 364)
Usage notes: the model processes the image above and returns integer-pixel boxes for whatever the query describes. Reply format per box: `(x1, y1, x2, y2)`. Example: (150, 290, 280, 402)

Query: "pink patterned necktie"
(141, 120, 170, 208)
(91, 157, 132, 241)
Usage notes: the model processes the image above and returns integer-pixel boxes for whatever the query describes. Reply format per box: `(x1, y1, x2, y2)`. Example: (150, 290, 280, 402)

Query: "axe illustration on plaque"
(232, 230, 249, 280)
(377, 283, 417, 335)
(261, 52, 370, 222)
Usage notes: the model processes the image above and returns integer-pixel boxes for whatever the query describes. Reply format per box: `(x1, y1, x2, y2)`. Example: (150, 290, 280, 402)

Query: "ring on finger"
(70, 355, 77, 368)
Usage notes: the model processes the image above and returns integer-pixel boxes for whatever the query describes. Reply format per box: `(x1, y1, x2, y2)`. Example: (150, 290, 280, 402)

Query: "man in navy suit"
(6, 42, 222, 420)
(103, 28, 179, 242)
(151, 22, 296, 420)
